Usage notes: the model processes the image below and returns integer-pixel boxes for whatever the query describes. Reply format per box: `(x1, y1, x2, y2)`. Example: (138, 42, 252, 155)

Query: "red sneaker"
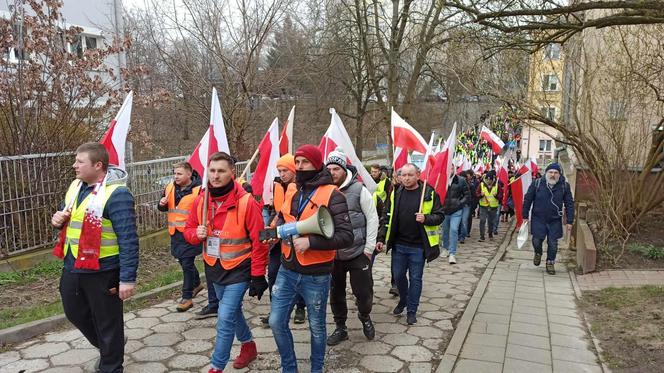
(208, 368, 222, 373)
(233, 340, 257, 369)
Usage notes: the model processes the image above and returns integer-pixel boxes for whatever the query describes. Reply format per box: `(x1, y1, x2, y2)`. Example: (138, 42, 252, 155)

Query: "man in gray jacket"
(325, 149, 379, 346)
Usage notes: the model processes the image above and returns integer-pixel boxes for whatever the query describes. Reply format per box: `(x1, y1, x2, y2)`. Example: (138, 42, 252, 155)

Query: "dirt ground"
(596, 210, 664, 270)
(0, 245, 182, 324)
(579, 286, 664, 372)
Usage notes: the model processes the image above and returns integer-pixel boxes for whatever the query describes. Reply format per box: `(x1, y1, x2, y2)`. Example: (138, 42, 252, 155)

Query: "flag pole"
(239, 146, 261, 181)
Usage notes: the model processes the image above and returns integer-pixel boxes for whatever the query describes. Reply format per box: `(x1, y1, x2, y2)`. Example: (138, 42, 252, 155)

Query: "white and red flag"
(250, 118, 281, 204)
(428, 123, 457, 201)
(319, 108, 377, 192)
(391, 109, 428, 154)
(511, 162, 533, 229)
(188, 88, 231, 185)
(495, 156, 510, 205)
(419, 132, 437, 181)
(480, 125, 505, 154)
(279, 106, 295, 155)
(99, 91, 133, 170)
(393, 147, 408, 170)
(529, 156, 539, 176)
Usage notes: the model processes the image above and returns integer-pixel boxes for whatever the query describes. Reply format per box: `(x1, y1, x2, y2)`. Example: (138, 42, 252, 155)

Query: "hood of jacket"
(106, 166, 128, 186)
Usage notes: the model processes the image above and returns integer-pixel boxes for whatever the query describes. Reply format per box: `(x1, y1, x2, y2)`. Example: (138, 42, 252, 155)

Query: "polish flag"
(319, 108, 377, 192)
(495, 157, 509, 205)
(251, 118, 280, 204)
(419, 132, 437, 181)
(529, 156, 539, 176)
(188, 88, 231, 185)
(511, 163, 533, 228)
(480, 126, 505, 154)
(391, 109, 428, 154)
(429, 123, 457, 201)
(279, 106, 295, 155)
(99, 91, 133, 170)
(393, 147, 408, 170)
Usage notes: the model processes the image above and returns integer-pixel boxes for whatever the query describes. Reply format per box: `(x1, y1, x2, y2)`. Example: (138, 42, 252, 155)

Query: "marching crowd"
(50, 141, 573, 373)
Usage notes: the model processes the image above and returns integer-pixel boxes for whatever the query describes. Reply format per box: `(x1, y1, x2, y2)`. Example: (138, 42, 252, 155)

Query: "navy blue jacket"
(157, 172, 202, 258)
(522, 176, 574, 240)
(63, 177, 139, 284)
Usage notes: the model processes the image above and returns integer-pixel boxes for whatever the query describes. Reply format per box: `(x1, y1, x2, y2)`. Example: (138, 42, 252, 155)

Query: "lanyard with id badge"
(206, 201, 222, 258)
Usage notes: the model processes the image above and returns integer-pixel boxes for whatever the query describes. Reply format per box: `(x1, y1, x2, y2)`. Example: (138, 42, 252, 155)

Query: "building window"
(68, 34, 100, 58)
(539, 139, 552, 152)
(541, 106, 556, 121)
(608, 100, 627, 121)
(542, 74, 559, 92)
(544, 43, 561, 60)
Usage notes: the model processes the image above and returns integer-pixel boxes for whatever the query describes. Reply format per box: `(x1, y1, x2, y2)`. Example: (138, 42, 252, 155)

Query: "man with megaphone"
(264, 144, 353, 373)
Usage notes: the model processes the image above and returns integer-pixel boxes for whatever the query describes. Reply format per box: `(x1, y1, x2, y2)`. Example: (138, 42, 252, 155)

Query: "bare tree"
(0, 0, 129, 155)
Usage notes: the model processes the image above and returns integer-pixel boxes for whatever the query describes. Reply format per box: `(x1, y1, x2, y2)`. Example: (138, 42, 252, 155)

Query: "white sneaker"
(441, 249, 449, 258)
(449, 255, 457, 264)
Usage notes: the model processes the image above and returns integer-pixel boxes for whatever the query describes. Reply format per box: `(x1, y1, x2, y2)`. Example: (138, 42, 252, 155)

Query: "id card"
(206, 236, 220, 257)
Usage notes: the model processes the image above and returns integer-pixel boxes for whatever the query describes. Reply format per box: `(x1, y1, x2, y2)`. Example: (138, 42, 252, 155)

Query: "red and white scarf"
(52, 175, 108, 270)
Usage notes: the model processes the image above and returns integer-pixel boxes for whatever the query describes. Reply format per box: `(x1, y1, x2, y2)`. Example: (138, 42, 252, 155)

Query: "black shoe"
(361, 318, 375, 340)
(459, 239, 465, 244)
(294, 307, 306, 324)
(407, 313, 417, 325)
(393, 304, 405, 315)
(327, 326, 348, 346)
(479, 237, 485, 242)
(533, 253, 542, 266)
(260, 314, 270, 327)
(195, 305, 218, 319)
(546, 262, 556, 275)
(489, 234, 494, 240)
(389, 286, 399, 297)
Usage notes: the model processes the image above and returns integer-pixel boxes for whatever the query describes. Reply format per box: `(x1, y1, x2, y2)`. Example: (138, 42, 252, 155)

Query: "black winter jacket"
(442, 175, 470, 215)
(276, 169, 354, 275)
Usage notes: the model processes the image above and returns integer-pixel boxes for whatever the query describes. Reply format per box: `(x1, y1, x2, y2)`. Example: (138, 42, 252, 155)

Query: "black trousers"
(330, 254, 374, 326)
(60, 269, 124, 373)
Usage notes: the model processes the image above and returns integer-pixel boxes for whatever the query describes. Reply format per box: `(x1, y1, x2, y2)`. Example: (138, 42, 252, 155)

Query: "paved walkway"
(576, 269, 664, 291)
(452, 237, 604, 373)
(0, 221, 509, 373)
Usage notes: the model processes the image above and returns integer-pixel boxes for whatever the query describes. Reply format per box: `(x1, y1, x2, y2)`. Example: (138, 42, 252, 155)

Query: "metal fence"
(0, 153, 249, 258)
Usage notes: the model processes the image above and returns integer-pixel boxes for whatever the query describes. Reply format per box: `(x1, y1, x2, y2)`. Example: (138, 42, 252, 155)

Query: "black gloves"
(248, 276, 269, 300)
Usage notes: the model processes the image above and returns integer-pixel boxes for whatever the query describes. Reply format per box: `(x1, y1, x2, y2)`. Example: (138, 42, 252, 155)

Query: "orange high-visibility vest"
(280, 184, 337, 266)
(166, 183, 200, 235)
(197, 193, 252, 269)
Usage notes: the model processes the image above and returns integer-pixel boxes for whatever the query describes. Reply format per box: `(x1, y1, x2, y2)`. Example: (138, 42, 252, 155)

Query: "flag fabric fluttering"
(429, 123, 457, 201)
(393, 146, 408, 171)
(188, 88, 230, 185)
(99, 91, 133, 171)
(279, 106, 295, 155)
(511, 163, 533, 229)
(250, 118, 281, 205)
(391, 109, 428, 154)
(419, 133, 437, 181)
(480, 125, 505, 154)
(319, 108, 377, 192)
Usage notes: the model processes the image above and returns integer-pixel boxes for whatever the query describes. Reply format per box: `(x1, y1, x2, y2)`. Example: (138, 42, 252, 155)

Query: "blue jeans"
(493, 207, 500, 233)
(532, 236, 559, 262)
(267, 246, 306, 308)
(442, 209, 463, 255)
(458, 205, 471, 241)
(177, 256, 201, 299)
(269, 267, 330, 373)
(392, 244, 425, 314)
(211, 281, 252, 370)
